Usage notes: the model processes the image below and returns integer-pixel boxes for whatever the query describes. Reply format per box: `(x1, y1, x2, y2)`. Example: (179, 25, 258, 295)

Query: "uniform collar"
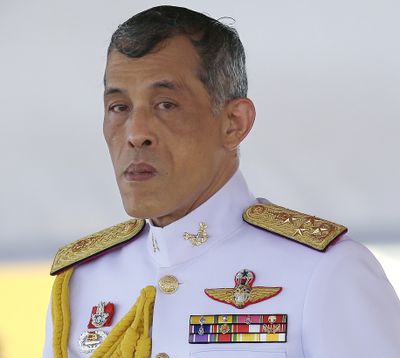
(146, 170, 256, 268)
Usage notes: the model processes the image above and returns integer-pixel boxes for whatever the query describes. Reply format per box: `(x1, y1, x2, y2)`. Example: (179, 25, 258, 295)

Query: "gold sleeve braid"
(51, 267, 156, 358)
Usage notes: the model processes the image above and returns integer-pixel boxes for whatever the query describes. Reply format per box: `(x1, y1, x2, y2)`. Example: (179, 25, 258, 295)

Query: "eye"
(156, 101, 176, 110)
(109, 104, 129, 113)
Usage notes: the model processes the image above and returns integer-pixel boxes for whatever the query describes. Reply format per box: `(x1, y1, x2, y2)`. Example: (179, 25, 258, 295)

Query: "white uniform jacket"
(43, 171, 400, 358)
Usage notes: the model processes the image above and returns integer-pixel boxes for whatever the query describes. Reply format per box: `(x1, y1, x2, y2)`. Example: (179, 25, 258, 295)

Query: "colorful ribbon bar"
(189, 333, 287, 343)
(189, 314, 287, 344)
(190, 314, 287, 325)
(190, 323, 287, 334)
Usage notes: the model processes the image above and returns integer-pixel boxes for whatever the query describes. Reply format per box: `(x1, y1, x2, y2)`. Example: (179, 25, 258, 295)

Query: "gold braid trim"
(51, 219, 145, 275)
(243, 203, 348, 251)
(52, 268, 74, 358)
(91, 286, 156, 358)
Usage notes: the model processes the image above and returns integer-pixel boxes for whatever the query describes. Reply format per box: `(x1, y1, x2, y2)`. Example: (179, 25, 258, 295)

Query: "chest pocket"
(190, 351, 286, 358)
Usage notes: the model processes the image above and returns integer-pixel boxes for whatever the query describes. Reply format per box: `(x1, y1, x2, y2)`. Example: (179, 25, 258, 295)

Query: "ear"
(221, 98, 256, 151)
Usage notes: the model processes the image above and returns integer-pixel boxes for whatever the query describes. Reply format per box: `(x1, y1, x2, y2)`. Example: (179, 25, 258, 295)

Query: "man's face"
(103, 36, 232, 225)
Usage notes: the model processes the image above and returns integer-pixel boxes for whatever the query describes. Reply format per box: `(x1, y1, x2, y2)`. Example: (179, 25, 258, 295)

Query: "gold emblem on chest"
(183, 222, 209, 246)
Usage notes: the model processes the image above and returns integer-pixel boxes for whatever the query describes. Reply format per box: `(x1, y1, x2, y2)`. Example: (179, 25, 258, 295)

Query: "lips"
(123, 163, 157, 182)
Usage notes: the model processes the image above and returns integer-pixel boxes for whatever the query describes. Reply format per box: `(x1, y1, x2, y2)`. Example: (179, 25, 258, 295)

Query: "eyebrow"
(104, 87, 125, 97)
(104, 80, 184, 97)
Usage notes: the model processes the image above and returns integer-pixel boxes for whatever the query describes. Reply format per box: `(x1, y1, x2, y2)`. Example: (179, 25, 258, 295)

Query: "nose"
(126, 109, 157, 149)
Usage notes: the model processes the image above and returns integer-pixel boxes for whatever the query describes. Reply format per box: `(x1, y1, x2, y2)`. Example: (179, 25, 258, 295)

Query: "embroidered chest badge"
(205, 269, 282, 309)
(79, 330, 108, 354)
(87, 301, 115, 328)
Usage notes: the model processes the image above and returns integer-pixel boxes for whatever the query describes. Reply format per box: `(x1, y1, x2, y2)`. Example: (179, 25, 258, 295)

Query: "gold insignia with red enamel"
(205, 269, 282, 309)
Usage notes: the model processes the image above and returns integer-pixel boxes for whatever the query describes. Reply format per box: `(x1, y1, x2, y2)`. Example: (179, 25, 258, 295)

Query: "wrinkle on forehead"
(104, 39, 207, 99)
(104, 36, 202, 87)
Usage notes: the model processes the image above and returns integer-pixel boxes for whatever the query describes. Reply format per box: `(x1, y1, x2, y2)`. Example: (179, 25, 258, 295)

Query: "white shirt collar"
(146, 170, 256, 268)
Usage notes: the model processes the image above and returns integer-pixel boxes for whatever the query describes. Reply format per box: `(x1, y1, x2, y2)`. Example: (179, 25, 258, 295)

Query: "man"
(43, 5, 400, 358)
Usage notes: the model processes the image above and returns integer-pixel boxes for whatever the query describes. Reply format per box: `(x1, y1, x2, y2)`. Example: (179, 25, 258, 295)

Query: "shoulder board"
(50, 218, 145, 276)
(243, 203, 347, 251)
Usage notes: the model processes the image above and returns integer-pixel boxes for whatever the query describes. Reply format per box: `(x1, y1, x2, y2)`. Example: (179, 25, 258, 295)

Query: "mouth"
(123, 162, 158, 182)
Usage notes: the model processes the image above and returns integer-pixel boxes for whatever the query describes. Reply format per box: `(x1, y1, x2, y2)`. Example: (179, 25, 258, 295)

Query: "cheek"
(104, 124, 124, 164)
(169, 132, 220, 174)
(175, 114, 220, 146)
(184, 124, 222, 157)
(103, 120, 115, 147)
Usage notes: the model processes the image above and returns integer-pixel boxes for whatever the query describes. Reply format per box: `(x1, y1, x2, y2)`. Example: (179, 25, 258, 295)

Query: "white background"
(0, 0, 399, 260)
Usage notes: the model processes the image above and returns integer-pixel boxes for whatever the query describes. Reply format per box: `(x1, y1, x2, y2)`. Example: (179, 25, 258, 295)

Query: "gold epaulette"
(243, 203, 347, 251)
(50, 219, 145, 276)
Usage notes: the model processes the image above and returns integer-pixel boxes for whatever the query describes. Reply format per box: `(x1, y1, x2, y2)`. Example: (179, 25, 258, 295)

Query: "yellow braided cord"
(120, 288, 146, 356)
(52, 268, 74, 358)
(106, 333, 125, 357)
(91, 285, 156, 358)
(52, 272, 63, 358)
(135, 287, 155, 358)
(61, 269, 73, 357)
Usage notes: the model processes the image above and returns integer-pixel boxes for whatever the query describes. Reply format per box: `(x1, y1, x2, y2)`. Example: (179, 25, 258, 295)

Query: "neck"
(151, 161, 238, 227)
(146, 167, 255, 268)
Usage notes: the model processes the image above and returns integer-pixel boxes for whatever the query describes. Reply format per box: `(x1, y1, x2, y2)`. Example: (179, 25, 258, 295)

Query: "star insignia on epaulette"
(243, 203, 347, 251)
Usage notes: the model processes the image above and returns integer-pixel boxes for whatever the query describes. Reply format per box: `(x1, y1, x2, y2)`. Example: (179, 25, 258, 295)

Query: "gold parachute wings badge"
(204, 269, 282, 309)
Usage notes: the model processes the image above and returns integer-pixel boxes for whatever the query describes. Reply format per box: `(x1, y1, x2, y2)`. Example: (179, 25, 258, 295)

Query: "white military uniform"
(43, 171, 400, 358)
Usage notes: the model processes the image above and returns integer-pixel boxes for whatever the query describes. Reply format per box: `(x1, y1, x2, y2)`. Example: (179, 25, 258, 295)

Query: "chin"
(122, 201, 149, 219)
(121, 194, 160, 219)
(119, 185, 151, 218)
(119, 184, 175, 221)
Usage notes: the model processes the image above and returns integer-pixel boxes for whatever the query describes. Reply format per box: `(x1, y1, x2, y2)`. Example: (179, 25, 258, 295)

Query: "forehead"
(104, 36, 202, 90)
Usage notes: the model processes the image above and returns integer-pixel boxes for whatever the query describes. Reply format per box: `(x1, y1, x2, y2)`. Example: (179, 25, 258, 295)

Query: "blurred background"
(0, 0, 399, 356)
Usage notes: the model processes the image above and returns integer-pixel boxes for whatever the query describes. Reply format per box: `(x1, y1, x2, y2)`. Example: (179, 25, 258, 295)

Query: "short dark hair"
(107, 5, 248, 112)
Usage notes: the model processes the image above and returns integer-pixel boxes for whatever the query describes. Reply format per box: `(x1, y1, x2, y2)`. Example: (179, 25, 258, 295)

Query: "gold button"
(155, 353, 169, 358)
(158, 275, 179, 294)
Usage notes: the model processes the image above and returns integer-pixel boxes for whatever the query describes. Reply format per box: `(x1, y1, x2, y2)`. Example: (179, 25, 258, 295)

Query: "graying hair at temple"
(107, 5, 248, 113)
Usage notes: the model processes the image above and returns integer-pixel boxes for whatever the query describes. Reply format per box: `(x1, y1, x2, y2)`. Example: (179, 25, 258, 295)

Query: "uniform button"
(158, 275, 179, 294)
(155, 353, 169, 358)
